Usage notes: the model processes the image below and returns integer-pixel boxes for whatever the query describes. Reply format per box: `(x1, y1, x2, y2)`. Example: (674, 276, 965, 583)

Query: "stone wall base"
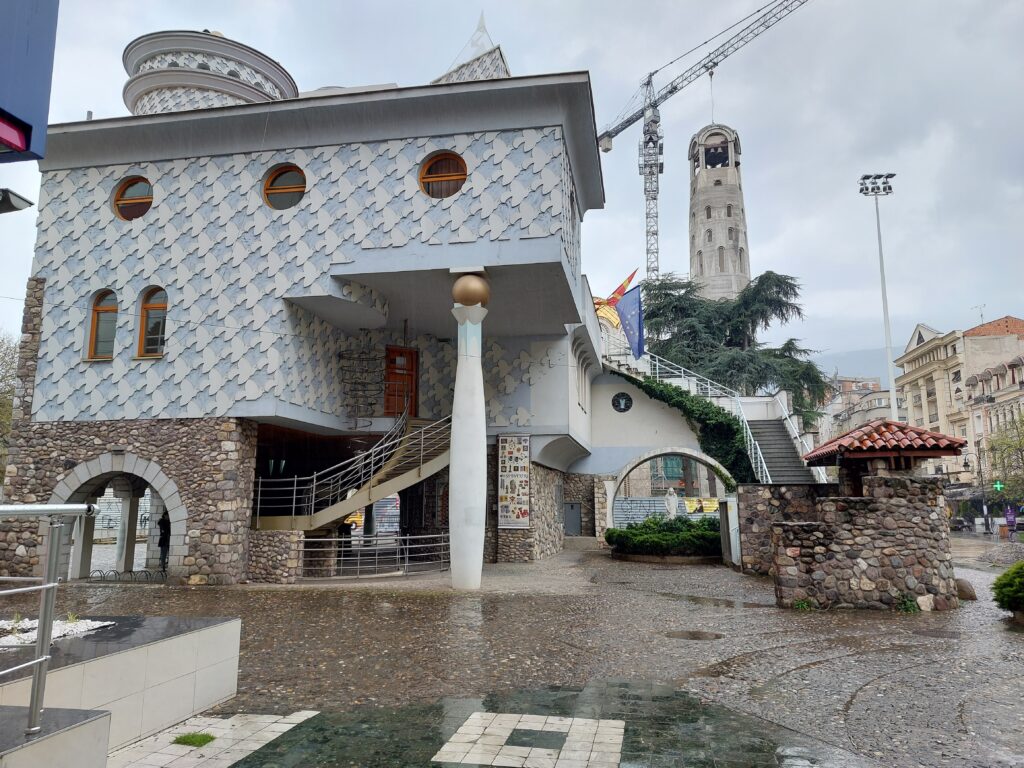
(247, 530, 302, 584)
(771, 475, 959, 611)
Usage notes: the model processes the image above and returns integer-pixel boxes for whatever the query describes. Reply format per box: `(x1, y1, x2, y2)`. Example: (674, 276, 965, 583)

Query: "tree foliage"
(642, 272, 830, 425)
(987, 418, 1024, 502)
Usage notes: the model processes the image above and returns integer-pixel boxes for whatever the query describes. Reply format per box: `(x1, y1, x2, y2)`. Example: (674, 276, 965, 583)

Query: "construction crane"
(598, 0, 812, 279)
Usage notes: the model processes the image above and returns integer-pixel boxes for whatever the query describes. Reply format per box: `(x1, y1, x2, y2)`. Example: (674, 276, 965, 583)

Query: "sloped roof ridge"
(803, 418, 966, 465)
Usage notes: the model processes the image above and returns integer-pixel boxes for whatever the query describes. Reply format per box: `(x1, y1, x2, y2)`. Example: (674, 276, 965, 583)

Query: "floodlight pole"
(860, 174, 899, 422)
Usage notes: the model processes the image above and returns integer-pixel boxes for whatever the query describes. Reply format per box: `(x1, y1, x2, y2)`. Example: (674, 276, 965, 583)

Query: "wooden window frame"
(418, 152, 468, 199)
(113, 176, 153, 221)
(88, 290, 117, 361)
(137, 287, 168, 358)
(262, 165, 306, 210)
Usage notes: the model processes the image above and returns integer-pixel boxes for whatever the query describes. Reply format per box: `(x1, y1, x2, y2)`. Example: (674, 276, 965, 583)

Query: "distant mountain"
(811, 347, 892, 382)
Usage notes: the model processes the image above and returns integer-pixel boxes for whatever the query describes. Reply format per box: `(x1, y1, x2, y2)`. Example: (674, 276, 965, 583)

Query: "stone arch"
(46, 452, 188, 576)
(606, 446, 735, 532)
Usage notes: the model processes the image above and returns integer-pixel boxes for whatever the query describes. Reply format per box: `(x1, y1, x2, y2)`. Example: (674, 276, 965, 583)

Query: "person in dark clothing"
(157, 511, 171, 571)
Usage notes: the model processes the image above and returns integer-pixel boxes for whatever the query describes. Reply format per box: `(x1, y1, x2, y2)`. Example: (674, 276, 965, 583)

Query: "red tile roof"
(964, 315, 1024, 339)
(803, 419, 966, 466)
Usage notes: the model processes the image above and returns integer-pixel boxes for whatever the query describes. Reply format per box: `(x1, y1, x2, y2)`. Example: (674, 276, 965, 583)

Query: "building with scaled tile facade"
(2, 29, 757, 584)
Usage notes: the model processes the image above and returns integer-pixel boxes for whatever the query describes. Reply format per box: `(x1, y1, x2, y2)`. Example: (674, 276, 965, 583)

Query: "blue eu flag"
(615, 286, 644, 358)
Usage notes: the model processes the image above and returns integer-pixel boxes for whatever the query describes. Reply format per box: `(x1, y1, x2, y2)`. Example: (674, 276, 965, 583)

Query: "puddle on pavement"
(913, 629, 962, 640)
(665, 630, 725, 640)
(657, 592, 776, 609)
(230, 679, 869, 768)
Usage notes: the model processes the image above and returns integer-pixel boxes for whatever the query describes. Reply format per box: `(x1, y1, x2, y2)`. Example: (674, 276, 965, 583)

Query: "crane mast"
(598, 0, 811, 279)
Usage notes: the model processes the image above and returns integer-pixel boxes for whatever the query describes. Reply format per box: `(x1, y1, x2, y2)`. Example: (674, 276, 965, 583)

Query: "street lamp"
(859, 173, 898, 422)
(962, 453, 992, 534)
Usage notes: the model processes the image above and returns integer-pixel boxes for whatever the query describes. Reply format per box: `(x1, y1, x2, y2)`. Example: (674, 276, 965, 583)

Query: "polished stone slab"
(0, 615, 232, 677)
(0, 704, 107, 756)
(230, 680, 872, 768)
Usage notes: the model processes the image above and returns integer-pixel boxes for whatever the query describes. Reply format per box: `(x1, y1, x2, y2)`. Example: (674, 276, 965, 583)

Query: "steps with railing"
(255, 413, 452, 531)
(600, 331, 773, 483)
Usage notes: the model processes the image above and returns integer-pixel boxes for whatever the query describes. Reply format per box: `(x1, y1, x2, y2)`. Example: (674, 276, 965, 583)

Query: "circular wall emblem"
(612, 392, 633, 413)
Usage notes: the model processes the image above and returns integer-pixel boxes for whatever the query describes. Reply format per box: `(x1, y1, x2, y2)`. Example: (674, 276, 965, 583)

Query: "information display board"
(497, 434, 530, 528)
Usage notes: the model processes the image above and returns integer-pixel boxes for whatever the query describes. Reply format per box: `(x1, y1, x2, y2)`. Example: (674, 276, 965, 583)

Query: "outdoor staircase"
(255, 413, 451, 532)
(747, 419, 816, 484)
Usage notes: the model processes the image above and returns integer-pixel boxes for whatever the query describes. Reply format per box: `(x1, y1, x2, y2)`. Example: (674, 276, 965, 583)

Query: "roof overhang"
(41, 72, 606, 215)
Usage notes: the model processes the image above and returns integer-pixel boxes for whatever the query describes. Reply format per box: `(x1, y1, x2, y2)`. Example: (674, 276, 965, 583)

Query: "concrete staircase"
(255, 415, 451, 532)
(747, 419, 816, 484)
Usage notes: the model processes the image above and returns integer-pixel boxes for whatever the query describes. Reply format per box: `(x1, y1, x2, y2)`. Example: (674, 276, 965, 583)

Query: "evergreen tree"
(642, 272, 830, 425)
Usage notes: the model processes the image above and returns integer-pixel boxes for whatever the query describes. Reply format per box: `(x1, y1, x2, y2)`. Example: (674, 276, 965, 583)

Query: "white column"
(448, 303, 488, 590)
(69, 502, 97, 580)
(115, 496, 140, 572)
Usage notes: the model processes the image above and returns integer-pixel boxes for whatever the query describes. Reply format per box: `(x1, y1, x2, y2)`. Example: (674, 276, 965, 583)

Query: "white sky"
(1, 0, 1022, 367)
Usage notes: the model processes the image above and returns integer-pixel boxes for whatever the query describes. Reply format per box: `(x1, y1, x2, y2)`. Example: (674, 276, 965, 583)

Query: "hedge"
(604, 516, 721, 557)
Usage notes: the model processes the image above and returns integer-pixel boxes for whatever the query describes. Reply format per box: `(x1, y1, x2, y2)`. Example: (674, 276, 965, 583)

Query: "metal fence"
(0, 503, 95, 736)
(300, 533, 450, 579)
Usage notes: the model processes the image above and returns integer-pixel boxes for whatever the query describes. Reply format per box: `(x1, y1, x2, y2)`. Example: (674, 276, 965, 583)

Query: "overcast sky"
(1, 0, 1021, 374)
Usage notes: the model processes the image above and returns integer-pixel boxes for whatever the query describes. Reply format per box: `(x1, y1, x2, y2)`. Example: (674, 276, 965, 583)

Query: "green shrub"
(993, 560, 1024, 613)
(605, 516, 721, 557)
(173, 733, 215, 748)
(792, 598, 813, 611)
(895, 595, 921, 614)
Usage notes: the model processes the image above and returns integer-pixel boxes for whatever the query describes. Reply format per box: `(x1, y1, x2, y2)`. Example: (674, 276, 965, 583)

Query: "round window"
(612, 392, 633, 413)
(263, 165, 306, 210)
(113, 177, 153, 221)
(419, 152, 467, 199)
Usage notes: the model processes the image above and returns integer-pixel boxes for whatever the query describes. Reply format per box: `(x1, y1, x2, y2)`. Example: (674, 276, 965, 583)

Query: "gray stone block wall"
(737, 483, 838, 575)
(247, 530, 302, 584)
(771, 475, 959, 611)
(530, 462, 564, 560)
(564, 473, 596, 536)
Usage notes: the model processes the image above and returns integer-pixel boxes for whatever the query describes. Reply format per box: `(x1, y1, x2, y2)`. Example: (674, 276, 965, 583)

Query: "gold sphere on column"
(452, 274, 490, 307)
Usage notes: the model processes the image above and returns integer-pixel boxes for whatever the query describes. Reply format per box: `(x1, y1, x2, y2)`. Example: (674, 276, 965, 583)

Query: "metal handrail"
(0, 503, 95, 736)
(601, 330, 770, 483)
(772, 393, 827, 483)
(254, 415, 452, 519)
(299, 532, 450, 578)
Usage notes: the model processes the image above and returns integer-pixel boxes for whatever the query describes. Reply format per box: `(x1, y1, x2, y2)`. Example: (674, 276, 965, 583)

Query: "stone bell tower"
(687, 124, 751, 301)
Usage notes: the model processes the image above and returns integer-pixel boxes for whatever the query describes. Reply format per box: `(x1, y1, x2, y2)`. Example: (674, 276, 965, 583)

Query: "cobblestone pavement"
(8, 537, 1022, 767)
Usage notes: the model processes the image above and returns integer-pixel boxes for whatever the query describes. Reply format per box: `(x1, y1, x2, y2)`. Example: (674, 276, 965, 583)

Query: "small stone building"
(769, 420, 966, 611)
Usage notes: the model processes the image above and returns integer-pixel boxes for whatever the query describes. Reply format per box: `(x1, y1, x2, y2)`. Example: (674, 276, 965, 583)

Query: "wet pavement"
(4, 536, 1023, 767)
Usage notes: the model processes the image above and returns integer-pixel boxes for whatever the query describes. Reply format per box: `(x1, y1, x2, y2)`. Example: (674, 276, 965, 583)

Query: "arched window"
(705, 229, 712, 243)
(705, 206, 711, 220)
(138, 287, 168, 357)
(419, 152, 467, 198)
(739, 247, 745, 269)
(697, 251, 704, 276)
(89, 290, 117, 360)
(718, 246, 725, 271)
(197, 62, 211, 71)
(713, 179, 722, 186)
(263, 165, 306, 210)
(729, 227, 735, 241)
(227, 69, 240, 79)
(727, 204, 733, 217)
(113, 177, 153, 221)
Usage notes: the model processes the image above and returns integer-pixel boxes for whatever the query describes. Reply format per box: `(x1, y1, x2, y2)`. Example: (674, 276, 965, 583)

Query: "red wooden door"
(384, 346, 418, 417)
